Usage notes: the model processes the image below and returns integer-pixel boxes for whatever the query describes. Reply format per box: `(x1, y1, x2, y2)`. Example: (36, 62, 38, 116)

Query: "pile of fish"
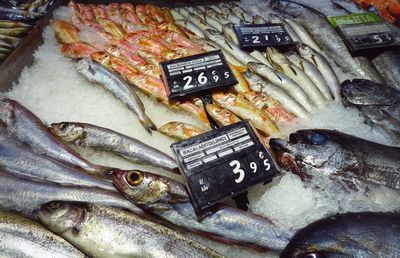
(1, 0, 400, 257)
(0, 0, 55, 62)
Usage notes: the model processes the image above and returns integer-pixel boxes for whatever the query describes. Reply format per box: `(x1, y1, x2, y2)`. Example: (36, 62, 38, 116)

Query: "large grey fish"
(75, 58, 156, 134)
(269, 129, 400, 190)
(0, 170, 142, 216)
(281, 212, 400, 258)
(49, 122, 179, 172)
(341, 79, 400, 145)
(38, 202, 223, 258)
(0, 97, 106, 176)
(0, 122, 116, 192)
(0, 210, 86, 257)
(372, 51, 400, 91)
(111, 169, 293, 252)
(270, 0, 383, 82)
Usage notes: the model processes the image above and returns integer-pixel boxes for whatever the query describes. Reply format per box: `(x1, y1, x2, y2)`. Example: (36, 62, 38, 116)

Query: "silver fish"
(0, 210, 86, 257)
(253, 14, 267, 24)
(111, 170, 293, 252)
(205, 7, 231, 25)
(49, 122, 179, 172)
(0, 123, 116, 192)
(270, 0, 383, 82)
(244, 71, 309, 118)
(267, 13, 301, 42)
(175, 19, 205, 38)
(285, 51, 333, 101)
(0, 171, 142, 216)
(171, 9, 185, 20)
(372, 51, 400, 91)
(296, 42, 341, 100)
(221, 23, 238, 44)
(248, 62, 314, 112)
(39, 203, 223, 258)
(75, 58, 156, 134)
(0, 97, 106, 176)
(266, 47, 326, 108)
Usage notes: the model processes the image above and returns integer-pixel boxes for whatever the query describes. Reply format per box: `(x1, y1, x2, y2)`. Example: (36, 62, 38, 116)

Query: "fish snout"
(269, 138, 291, 154)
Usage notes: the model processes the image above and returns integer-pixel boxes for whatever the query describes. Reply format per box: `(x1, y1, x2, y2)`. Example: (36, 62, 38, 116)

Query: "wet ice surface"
(6, 6, 400, 258)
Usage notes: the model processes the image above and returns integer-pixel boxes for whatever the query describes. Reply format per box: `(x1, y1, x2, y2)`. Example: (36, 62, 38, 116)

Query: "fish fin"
(140, 115, 157, 134)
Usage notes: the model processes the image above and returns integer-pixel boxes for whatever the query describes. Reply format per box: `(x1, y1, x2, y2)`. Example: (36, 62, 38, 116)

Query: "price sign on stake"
(234, 24, 294, 50)
(171, 120, 279, 213)
(160, 50, 237, 100)
(337, 21, 400, 56)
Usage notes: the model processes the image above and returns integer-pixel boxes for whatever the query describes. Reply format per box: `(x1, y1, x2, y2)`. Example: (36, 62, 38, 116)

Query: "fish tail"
(140, 115, 157, 134)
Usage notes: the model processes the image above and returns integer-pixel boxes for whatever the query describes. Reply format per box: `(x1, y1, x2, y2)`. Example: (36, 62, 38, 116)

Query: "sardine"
(0, 126, 116, 192)
(159, 121, 206, 140)
(0, 97, 106, 176)
(49, 122, 179, 172)
(0, 210, 85, 257)
(253, 14, 267, 24)
(0, 171, 142, 216)
(0, 20, 32, 28)
(221, 23, 238, 44)
(0, 34, 20, 47)
(296, 42, 341, 100)
(38, 202, 223, 258)
(75, 58, 156, 134)
(0, 46, 12, 54)
(281, 212, 400, 258)
(204, 29, 261, 66)
(285, 51, 333, 101)
(282, 17, 322, 52)
(171, 9, 185, 20)
(175, 19, 205, 38)
(248, 62, 314, 112)
(244, 71, 308, 118)
(270, 129, 400, 190)
(0, 27, 29, 37)
(372, 51, 400, 91)
(0, 7, 40, 22)
(0, 39, 13, 49)
(341, 79, 400, 145)
(205, 7, 231, 25)
(212, 92, 280, 136)
(266, 47, 326, 108)
(111, 169, 293, 252)
(270, 0, 383, 82)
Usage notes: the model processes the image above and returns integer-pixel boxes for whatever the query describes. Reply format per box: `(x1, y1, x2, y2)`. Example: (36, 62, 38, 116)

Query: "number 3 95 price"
(229, 151, 271, 184)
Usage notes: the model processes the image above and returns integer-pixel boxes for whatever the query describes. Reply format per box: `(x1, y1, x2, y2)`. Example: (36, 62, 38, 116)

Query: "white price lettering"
(250, 162, 257, 173)
(230, 160, 245, 183)
(198, 72, 207, 85)
(183, 75, 193, 89)
(252, 35, 260, 43)
(213, 75, 219, 82)
(275, 34, 281, 42)
(372, 34, 383, 44)
(224, 71, 230, 78)
(265, 35, 269, 41)
(259, 151, 271, 171)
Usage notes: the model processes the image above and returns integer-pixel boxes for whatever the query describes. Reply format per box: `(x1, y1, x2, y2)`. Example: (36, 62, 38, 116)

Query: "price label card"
(234, 24, 294, 49)
(171, 120, 279, 212)
(327, 12, 381, 27)
(337, 21, 400, 56)
(160, 50, 237, 100)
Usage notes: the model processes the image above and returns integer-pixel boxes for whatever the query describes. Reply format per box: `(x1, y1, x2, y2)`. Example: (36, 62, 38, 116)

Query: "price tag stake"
(171, 120, 279, 213)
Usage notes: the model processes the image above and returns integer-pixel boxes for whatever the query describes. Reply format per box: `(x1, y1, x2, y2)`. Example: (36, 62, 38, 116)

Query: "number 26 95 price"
(229, 151, 271, 184)
(182, 70, 230, 90)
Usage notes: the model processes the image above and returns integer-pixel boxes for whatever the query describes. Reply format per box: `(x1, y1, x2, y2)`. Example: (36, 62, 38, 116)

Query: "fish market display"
(341, 79, 400, 145)
(0, 0, 56, 62)
(281, 212, 400, 258)
(2, 0, 400, 257)
(38, 202, 223, 258)
(0, 209, 85, 257)
(270, 129, 400, 190)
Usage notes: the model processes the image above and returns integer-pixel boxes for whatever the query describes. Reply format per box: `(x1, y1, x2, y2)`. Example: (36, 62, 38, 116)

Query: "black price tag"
(160, 50, 237, 100)
(171, 120, 279, 213)
(337, 21, 400, 57)
(234, 24, 294, 50)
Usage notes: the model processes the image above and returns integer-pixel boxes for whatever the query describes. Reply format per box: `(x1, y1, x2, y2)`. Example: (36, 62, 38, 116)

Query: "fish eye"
(126, 171, 144, 186)
(49, 202, 60, 209)
(303, 253, 325, 258)
(307, 132, 327, 145)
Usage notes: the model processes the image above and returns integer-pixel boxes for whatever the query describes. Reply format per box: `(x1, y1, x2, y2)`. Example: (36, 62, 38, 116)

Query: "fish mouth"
(269, 138, 311, 181)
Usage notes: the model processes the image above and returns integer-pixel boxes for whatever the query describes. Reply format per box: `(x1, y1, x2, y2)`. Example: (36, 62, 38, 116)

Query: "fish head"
(295, 42, 315, 60)
(203, 29, 223, 41)
(341, 79, 397, 106)
(49, 122, 87, 145)
(280, 237, 350, 258)
(270, 130, 358, 180)
(38, 202, 87, 234)
(266, 47, 287, 72)
(111, 170, 170, 204)
(248, 62, 271, 74)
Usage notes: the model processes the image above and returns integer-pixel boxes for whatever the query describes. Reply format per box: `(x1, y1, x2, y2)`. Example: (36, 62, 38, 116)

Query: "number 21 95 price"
(229, 151, 271, 184)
